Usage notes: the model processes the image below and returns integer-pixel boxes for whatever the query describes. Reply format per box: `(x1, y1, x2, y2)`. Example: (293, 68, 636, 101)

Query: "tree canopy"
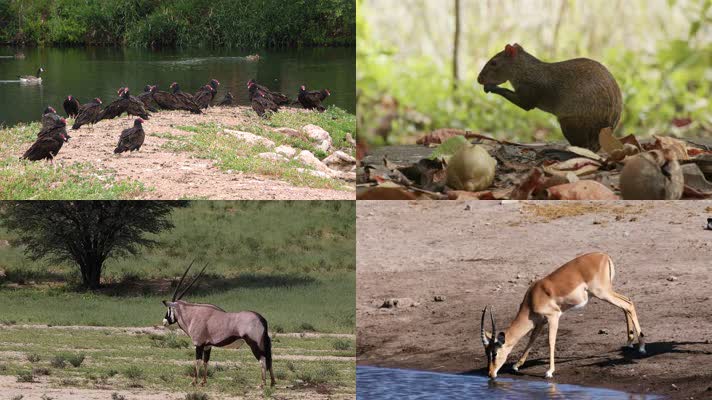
(0, 201, 188, 289)
(0, 0, 355, 48)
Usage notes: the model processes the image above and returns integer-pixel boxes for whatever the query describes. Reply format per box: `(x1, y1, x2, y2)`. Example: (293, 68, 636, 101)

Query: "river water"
(0, 46, 355, 126)
(357, 366, 661, 400)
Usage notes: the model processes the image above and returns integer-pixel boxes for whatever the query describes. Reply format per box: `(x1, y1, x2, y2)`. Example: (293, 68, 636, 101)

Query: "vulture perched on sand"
(194, 79, 220, 104)
(218, 92, 234, 107)
(39, 109, 68, 140)
(169, 83, 202, 114)
(247, 79, 289, 105)
(114, 118, 146, 154)
(22, 120, 70, 162)
(40, 106, 59, 134)
(137, 85, 159, 112)
(194, 84, 217, 109)
(298, 86, 331, 112)
(97, 87, 150, 122)
(248, 84, 279, 118)
(72, 98, 103, 130)
(63, 96, 80, 117)
(150, 85, 180, 111)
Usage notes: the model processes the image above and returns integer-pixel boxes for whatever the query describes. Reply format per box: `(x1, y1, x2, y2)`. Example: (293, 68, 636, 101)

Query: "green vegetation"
(0, 122, 146, 199)
(0, 201, 355, 332)
(0, 327, 355, 397)
(160, 108, 354, 190)
(0, 0, 355, 48)
(358, 0, 712, 145)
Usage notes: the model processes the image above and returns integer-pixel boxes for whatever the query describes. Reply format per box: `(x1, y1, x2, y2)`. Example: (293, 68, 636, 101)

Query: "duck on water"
(18, 67, 45, 84)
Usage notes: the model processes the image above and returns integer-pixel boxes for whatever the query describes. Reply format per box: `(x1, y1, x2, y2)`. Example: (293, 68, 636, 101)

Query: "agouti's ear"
(504, 44, 518, 58)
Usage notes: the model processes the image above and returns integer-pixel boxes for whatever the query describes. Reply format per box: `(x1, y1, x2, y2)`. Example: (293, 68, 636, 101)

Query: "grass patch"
(267, 107, 356, 151)
(50, 355, 66, 369)
(166, 123, 345, 190)
(0, 327, 355, 397)
(185, 393, 210, 400)
(26, 353, 41, 363)
(0, 121, 147, 200)
(16, 370, 35, 382)
(332, 338, 352, 351)
(149, 332, 190, 349)
(124, 365, 144, 380)
(111, 393, 126, 400)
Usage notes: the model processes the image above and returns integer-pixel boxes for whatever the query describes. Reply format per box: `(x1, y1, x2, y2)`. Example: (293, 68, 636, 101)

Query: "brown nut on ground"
(619, 149, 683, 200)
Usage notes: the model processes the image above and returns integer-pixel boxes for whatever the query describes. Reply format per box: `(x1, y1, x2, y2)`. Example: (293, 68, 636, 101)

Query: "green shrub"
(16, 370, 35, 382)
(124, 366, 144, 380)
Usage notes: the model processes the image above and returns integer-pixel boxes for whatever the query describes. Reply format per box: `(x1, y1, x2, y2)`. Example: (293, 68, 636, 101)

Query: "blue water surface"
(357, 366, 661, 400)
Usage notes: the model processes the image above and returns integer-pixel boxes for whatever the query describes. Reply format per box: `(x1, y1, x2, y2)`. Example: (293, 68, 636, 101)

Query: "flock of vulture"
(20, 78, 332, 162)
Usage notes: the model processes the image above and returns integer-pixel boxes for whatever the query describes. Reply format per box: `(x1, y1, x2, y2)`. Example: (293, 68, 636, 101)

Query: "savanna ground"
(357, 201, 712, 399)
(0, 106, 355, 200)
(0, 202, 356, 399)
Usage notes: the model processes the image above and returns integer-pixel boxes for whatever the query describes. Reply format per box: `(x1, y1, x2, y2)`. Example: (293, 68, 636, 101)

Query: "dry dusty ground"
(57, 106, 351, 200)
(357, 201, 712, 399)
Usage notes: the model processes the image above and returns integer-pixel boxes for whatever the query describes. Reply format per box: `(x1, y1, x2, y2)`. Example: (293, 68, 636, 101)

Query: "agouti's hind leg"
(558, 117, 605, 152)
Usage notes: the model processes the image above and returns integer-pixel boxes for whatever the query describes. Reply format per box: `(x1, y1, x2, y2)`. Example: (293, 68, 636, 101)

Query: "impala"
(480, 252, 645, 379)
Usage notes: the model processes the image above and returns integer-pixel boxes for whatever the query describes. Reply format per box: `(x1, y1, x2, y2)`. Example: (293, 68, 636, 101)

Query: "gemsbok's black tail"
(258, 313, 272, 370)
(264, 331, 273, 370)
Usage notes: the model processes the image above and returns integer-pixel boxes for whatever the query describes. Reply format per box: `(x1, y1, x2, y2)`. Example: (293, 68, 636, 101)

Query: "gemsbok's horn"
(176, 262, 208, 301)
(172, 259, 196, 302)
(480, 307, 489, 346)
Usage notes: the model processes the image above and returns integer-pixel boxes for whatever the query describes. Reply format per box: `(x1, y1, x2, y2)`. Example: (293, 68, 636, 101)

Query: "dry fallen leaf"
(547, 180, 619, 200)
(652, 135, 689, 161)
(599, 127, 624, 155)
(542, 157, 602, 177)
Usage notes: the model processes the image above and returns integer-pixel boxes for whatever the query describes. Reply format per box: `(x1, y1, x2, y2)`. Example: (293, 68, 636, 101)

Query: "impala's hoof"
(512, 365, 519, 372)
(545, 371, 554, 379)
(638, 346, 647, 355)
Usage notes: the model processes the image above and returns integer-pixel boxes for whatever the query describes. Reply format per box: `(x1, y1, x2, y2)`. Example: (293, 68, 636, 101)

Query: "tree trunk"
(79, 257, 103, 290)
(452, 0, 461, 91)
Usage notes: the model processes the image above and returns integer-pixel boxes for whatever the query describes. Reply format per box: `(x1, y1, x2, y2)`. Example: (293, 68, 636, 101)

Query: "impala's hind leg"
(193, 346, 204, 386)
(201, 346, 211, 386)
(594, 290, 646, 353)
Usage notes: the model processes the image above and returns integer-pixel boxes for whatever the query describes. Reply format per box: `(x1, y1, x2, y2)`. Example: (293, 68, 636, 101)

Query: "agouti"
(477, 43, 622, 152)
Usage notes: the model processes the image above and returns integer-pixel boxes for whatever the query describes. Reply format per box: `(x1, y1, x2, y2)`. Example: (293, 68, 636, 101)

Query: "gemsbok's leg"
(596, 290, 646, 353)
(513, 321, 545, 372)
(201, 347, 211, 386)
(193, 346, 204, 386)
(269, 363, 275, 387)
(245, 339, 267, 387)
(545, 312, 561, 379)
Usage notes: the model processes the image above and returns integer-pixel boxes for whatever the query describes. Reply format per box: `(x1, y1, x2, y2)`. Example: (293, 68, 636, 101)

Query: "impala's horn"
(172, 259, 196, 301)
(480, 306, 489, 346)
(490, 306, 497, 342)
(176, 262, 209, 300)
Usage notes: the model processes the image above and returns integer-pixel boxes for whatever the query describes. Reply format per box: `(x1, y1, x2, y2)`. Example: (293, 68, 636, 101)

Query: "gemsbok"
(162, 261, 275, 387)
(480, 252, 646, 379)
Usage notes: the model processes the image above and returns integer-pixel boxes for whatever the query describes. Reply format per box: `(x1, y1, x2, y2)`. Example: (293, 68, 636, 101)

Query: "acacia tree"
(0, 201, 188, 290)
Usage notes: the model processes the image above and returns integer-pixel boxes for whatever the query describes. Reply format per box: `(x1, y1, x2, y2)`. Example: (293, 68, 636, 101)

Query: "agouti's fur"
(477, 43, 621, 151)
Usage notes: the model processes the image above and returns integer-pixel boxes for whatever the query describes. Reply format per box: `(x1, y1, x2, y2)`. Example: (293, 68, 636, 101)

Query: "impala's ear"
(504, 44, 518, 58)
(497, 332, 506, 344)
